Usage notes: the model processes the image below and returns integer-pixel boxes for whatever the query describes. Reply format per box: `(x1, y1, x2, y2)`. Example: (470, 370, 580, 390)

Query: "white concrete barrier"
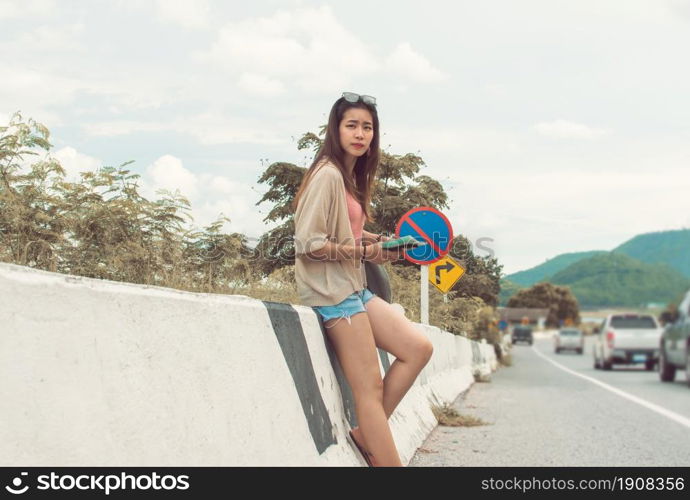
(0, 262, 496, 466)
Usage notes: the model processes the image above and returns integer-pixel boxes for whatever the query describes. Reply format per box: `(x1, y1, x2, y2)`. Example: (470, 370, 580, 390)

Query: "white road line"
(531, 345, 690, 430)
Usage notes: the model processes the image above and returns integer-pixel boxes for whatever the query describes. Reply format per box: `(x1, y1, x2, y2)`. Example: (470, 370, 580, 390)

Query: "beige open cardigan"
(294, 158, 368, 306)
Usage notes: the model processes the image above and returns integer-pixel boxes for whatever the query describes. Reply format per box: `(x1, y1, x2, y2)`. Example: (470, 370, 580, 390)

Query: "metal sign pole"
(421, 264, 429, 325)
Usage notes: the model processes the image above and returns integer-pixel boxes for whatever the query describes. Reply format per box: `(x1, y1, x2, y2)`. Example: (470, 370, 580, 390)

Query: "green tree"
(447, 235, 503, 306)
(0, 112, 67, 270)
(550, 252, 689, 307)
(253, 160, 304, 277)
(181, 217, 254, 292)
(498, 278, 523, 306)
(0, 112, 254, 292)
(507, 282, 581, 327)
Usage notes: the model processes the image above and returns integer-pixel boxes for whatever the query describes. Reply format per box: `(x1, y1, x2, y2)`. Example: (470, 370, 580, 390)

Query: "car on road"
(512, 325, 533, 345)
(659, 289, 690, 387)
(555, 328, 584, 354)
(593, 313, 662, 371)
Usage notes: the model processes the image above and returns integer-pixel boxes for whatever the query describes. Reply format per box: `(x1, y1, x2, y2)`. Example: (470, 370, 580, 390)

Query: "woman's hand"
(364, 242, 405, 264)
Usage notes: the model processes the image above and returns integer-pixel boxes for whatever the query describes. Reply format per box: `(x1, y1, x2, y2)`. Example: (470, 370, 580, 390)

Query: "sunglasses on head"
(342, 92, 377, 107)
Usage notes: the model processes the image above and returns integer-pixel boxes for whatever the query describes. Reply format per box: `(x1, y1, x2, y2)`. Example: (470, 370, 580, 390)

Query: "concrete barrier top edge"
(2, 262, 476, 342)
(0, 262, 260, 306)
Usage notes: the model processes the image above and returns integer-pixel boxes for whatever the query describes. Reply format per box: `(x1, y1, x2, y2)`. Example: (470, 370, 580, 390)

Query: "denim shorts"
(313, 288, 377, 328)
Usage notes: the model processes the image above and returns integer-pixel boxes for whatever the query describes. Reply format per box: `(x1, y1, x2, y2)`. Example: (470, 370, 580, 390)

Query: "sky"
(2, 0, 689, 275)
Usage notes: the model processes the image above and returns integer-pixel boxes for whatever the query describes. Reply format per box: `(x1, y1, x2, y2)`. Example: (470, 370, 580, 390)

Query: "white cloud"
(174, 113, 281, 145)
(53, 147, 101, 182)
(0, 0, 54, 19)
(136, 160, 273, 239)
(532, 119, 610, 139)
(667, 0, 690, 20)
(83, 120, 166, 136)
(385, 126, 521, 157)
(195, 6, 384, 93)
(0, 64, 79, 112)
(154, 0, 210, 29)
(197, 7, 446, 93)
(0, 61, 176, 131)
(193, 197, 275, 240)
(83, 113, 287, 146)
(145, 155, 199, 199)
(484, 83, 509, 98)
(237, 73, 286, 97)
(385, 42, 447, 83)
(4, 23, 86, 52)
(205, 175, 246, 195)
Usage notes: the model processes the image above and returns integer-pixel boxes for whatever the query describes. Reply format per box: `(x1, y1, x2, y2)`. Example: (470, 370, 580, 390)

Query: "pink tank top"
(345, 190, 365, 244)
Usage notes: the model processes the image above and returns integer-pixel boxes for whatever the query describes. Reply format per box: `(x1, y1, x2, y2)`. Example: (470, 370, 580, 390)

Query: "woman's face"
(338, 107, 374, 162)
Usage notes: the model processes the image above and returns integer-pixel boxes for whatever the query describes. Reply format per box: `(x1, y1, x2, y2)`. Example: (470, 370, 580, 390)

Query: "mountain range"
(501, 229, 690, 307)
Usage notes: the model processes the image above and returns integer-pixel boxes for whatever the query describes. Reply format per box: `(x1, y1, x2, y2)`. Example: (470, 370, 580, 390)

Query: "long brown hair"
(291, 96, 380, 223)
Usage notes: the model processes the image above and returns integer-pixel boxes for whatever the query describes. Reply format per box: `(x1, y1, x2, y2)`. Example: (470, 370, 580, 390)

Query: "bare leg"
(324, 312, 403, 467)
(350, 296, 434, 461)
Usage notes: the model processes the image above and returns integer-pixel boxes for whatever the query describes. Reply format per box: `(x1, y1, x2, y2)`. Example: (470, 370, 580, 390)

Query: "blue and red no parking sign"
(395, 206, 453, 265)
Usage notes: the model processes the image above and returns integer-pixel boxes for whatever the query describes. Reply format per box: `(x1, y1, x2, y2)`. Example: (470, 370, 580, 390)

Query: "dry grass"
(473, 372, 492, 383)
(431, 402, 488, 427)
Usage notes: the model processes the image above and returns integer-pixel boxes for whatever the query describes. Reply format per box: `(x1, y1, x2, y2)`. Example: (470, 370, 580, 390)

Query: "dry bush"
(431, 402, 488, 427)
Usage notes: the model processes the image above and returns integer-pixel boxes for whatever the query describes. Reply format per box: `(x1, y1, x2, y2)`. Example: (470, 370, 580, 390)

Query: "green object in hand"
(381, 235, 427, 250)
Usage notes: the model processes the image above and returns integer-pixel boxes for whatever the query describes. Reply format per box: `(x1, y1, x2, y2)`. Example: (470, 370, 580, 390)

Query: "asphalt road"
(409, 331, 690, 466)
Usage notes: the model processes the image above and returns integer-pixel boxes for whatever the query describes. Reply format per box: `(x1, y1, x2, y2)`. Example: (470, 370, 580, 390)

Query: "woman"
(292, 92, 434, 467)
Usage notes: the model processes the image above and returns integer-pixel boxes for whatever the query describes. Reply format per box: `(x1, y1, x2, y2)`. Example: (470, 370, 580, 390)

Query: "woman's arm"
(362, 230, 390, 244)
(307, 241, 364, 261)
(307, 238, 404, 264)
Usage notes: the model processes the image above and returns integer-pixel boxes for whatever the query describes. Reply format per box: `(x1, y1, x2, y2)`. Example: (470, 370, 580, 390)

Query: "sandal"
(349, 430, 374, 467)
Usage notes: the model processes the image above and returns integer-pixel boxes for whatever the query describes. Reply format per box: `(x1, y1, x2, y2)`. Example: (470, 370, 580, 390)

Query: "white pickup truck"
(593, 313, 662, 371)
